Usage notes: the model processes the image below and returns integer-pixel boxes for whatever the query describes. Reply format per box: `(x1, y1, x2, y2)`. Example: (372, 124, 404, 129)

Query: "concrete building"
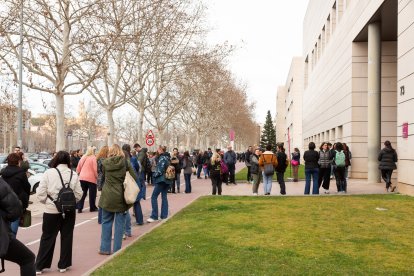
(276, 0, 414, 194)
(276, 57, 304, 156)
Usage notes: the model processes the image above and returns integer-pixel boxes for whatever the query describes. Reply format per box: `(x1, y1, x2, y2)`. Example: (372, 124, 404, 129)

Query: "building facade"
(276, 0, 414, 194)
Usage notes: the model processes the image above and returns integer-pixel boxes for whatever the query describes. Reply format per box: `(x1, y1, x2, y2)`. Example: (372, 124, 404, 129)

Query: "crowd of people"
(0, 140, 398, 275)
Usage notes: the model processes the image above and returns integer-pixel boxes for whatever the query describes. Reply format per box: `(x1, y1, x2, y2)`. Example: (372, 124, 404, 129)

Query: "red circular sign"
(146, 138, 155, 146)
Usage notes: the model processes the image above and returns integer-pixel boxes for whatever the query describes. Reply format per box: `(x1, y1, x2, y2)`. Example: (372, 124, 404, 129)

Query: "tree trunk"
(157, 128, 164, 146)
(195, 131, 200, 149)
(3, 119, 7, 154)
(138, 95, 145, 143)
(55, 93, 65, 151)
(107, 108, 115, 146)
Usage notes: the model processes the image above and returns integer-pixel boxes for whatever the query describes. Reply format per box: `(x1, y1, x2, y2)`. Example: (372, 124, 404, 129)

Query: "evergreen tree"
(260, 110, 277, 152)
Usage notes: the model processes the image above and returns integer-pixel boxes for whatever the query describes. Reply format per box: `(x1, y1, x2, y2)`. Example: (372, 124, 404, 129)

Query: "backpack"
(165, 165, 176, 180)
(48, 169, 76, 218)
(335, 151, 346, 167)
(220, 160, 228, 174)
(263, 155, 275, 176)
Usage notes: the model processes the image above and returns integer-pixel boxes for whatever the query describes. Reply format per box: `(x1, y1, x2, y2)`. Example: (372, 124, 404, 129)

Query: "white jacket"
(37, 164, 83, 214)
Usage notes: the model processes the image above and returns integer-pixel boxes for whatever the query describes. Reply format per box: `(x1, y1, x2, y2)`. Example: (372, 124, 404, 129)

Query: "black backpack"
(48, 169, 76, 218)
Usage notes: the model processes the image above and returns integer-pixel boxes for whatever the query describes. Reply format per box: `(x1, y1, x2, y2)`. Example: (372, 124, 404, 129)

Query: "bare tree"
(0, 0, 110, 150)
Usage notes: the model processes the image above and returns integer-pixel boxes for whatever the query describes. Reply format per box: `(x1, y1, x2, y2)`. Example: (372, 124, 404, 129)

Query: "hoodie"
(1, 165, 30, 209)
(99, 156, 137, 212)
(378, 147, 398, 170)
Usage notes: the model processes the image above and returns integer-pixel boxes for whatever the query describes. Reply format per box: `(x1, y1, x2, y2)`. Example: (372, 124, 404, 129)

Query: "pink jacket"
(76, 155, 98, 184)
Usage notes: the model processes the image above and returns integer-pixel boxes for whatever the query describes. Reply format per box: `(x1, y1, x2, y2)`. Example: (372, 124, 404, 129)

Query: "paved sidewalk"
(3, 163, 388, 275)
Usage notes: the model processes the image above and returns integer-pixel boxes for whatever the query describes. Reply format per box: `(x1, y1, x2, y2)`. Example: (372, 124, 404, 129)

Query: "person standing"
(209, 152, 222, 195)
(291, 148, 301, 182)
(275, 144, 287, 195)
(76, 146, 98, 213)
(195, 151, 204, 179)
(258, 145, 278, 195)
(202, 151, 210, 179)
(170, 148, 182, 193)
(224, 145, 237, 185)
(318, 142, 331, 194)
(70, 151, 79, 170)
(378, 140, 398, 192)
(98, 144, 137, 255)
(1, 177, 36, 276)
(245, 146, 253, 183)
(303, 142, 320, 195)
(182, 151, 193, 193)
(0, 153, 31, 238)
(250, 148, 262, 195)
(130, 150, 144, 226)
(96, 146, 109, 224)
(35, 151, 82, 274)
(343, 143, 352, 181)
(332, 142, 347, 193)
(147, 146, 172, 222)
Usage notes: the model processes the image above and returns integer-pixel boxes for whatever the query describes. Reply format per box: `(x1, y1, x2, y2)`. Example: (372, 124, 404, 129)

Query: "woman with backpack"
(182, 151, 193, 193)
(258, 145, 278, 195)
(1, 177, 36, 276)
(147, 146, 172, 222)
(76, 146, 98, 213)
(378, 140, 398, 192)
(318, 142, 331, 194)
(332, 142, 347, 193)
(250, 148, 262, 195)
(303, 142, 320, 195)
(99, 144, 137, 255)
(291, 148, 300, 182)
(35, 151, 82, 274)
(275, 144, 287, 195)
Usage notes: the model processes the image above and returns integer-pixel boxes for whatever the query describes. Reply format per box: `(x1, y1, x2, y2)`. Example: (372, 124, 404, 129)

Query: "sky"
(206, 0, 309, 123)
(24, 0, 309, 124)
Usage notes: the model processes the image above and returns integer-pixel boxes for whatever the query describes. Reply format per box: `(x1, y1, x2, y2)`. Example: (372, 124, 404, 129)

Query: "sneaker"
(36, 271, 43, 275)
(98, 251, 111, 255)
(324, 189, 329, 194)
(59, 268, 67, 273)
(123, 234, 126, 240)
(253, 193, 258, 196)
(147, 217, 157, 223)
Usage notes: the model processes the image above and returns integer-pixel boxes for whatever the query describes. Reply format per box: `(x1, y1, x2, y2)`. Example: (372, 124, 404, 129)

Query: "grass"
(235, 165, 305, 182)
(93, 195, 414, 275)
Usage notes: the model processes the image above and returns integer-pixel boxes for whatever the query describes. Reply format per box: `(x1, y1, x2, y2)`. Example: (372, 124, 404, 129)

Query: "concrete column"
(367, 22, 381, 183)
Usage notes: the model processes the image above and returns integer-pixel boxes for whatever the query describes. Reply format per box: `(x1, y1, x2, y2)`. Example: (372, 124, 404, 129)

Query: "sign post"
(146, 130, 155, 147)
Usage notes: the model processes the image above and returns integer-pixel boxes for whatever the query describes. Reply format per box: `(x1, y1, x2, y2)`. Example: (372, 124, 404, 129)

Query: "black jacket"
(378, 148, 397, 170)
(276, 151, 288, 173)
(0, 177, 23, 241)
(0, 166, 31, 209)
(303, 150, 319, 169)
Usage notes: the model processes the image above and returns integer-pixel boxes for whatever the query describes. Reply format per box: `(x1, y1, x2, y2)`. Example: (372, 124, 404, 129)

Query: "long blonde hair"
(108, 144, 125, 158)
(85, 146, 96, 157)
(211, 152, 221, 164)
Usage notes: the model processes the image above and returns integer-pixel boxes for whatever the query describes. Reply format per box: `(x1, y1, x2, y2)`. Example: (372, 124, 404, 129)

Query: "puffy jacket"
(153, 153, 172, 186)
(37, 164, 83, 214)
(319, 150, 331, 169)
(99, 156, 137, 212)
(378, 148, 397, 170)
(77, 155, 98, 184)
(1, 165, 31, 209)
(0, 177, 22, 240)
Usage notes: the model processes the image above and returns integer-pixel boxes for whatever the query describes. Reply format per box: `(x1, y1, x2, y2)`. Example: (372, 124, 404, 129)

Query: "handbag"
(124, 171, 139, 204)
(19, 209, 31, 228)
(291, 159, 299, 166)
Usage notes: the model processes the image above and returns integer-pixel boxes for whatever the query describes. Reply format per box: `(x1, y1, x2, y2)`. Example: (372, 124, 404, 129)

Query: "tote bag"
(124, 171, 139, 204)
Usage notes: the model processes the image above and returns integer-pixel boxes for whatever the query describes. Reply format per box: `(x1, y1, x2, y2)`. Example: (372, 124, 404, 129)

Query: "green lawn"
(235, 165, 305, 181)
(93, 195, 414, 275)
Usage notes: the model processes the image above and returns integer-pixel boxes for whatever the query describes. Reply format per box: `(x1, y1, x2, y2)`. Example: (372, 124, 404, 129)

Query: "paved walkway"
(4, 163, 388, 275)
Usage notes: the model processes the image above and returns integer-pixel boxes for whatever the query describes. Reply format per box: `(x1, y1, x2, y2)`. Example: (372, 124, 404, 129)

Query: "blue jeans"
(133, 200, 143, 225)
(203, 166, 209, 177)
(98, 207, 103, 224)
(100, 209, 126, 254)
(10, 218, 19, 238)
(305, 168, 319, 194)
(262, 172, 273, 194)
(139, 171, 147, 199)
(150, 183, 169, 220)
(124, 212, 131, 236)
(184, 173, 192, 193)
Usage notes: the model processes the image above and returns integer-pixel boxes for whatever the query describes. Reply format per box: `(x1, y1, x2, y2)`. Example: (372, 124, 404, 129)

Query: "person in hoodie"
(1, 153, 30, 238)
(98, 144, 137, 255)
(147, 145, 172, 222)
(378, 140, 398, 192)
